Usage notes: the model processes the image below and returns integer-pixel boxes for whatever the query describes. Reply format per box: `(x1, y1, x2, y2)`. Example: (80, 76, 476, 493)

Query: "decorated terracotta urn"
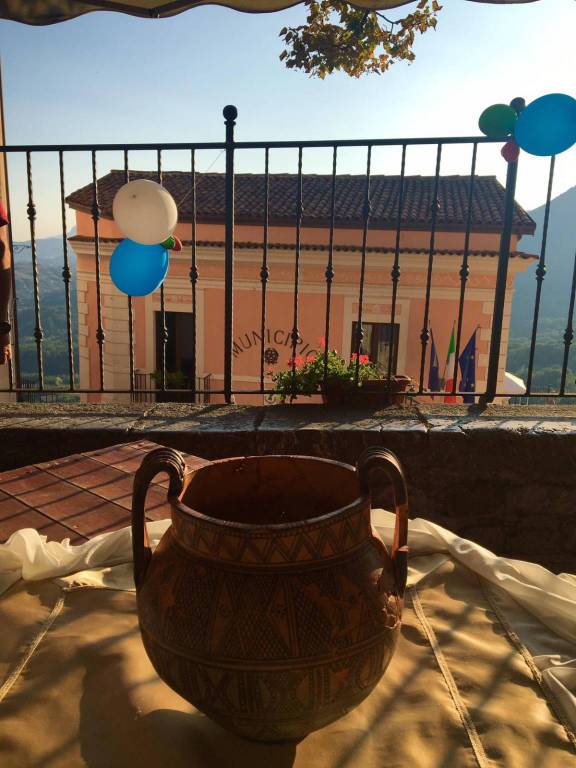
(131, 447, 409, 742)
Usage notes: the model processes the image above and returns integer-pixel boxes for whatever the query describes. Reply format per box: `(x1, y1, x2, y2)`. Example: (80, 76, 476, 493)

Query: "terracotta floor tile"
(0, 465, 45, 484)
(0, 504, 75, 543)
(114, 484, 171, 518)
(43, 524, 87, 544)
(0, 442, 205, 544)
(108, 455, 150, 473)
(0, 468, 61, 496)
(0, 496, 34, 523)
(108, 448, 206, 477)
(89, 444, 148, 466)
(18, 479, 82, 509)
(63, 502, 132, 538)
(41, 456, 107, 480)
(36, 488, 111, 521)
(64, 464, 127, 490)
(86, 474, 135, 501)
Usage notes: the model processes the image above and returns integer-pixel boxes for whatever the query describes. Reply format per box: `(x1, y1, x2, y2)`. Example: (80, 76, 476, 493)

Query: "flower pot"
(323, 375, 412, 407)
(131, 447, 409, 742)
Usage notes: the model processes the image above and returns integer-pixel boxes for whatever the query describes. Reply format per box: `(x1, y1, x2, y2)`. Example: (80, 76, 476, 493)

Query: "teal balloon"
(110, 239, 168, 296)
(478, 104, 517, 138)
(514, 93, 576, 156)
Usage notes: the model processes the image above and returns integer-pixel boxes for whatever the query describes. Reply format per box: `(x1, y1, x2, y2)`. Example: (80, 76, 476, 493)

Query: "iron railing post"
(481, 156, 518, 404)
(223, 105, 237, 404)
(481, 96, 525, 404)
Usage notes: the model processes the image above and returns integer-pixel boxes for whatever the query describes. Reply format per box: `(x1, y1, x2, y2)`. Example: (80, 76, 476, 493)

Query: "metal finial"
(223, 105, 238, 123)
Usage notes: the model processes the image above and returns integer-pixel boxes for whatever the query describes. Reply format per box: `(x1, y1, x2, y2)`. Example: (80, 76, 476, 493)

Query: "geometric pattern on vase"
(171, 501, 373, 565)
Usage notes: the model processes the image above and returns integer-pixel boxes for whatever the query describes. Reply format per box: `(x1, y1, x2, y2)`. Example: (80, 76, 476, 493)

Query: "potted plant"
(150, 370, 190, 403)
(271, 347, 412, 407)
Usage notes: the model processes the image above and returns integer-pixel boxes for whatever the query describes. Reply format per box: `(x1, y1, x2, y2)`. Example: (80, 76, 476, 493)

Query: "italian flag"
(444, 326, 457, 403)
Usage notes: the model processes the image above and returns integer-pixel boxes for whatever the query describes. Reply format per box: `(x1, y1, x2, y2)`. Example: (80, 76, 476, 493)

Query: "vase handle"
(357, 447, 409, 597)
(131, 447, 186, 589)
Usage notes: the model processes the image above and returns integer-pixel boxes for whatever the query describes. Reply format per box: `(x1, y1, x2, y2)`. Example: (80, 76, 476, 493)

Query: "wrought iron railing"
(0, 105, 574, 404)
(132, 372, 211, 405)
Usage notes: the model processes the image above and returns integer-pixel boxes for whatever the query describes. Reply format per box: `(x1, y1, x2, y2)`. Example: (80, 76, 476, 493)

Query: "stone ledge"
(0, 402, 574, 574)
(1, 401, 575, 434)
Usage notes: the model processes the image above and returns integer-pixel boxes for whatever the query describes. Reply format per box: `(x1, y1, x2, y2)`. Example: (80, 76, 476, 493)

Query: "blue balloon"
(514, 93, 576, 157)
(110, 239, 169, 296)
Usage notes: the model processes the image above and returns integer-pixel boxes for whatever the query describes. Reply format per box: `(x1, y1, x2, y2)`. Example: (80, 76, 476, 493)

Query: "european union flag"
(459, 330, 476, 404)
(428, 330, 440, 392)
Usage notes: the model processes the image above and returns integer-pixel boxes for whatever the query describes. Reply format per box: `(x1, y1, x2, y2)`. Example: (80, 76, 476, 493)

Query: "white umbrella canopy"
(503, 371, 527, 395)
(0, 0, 542, 26)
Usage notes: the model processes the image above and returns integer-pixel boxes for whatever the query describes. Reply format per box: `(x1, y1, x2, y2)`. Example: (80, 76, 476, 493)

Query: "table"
(1, 443, 575, 766)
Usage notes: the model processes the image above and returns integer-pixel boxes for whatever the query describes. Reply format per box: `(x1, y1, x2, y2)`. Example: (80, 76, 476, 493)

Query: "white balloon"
(112, 179, 178, 245)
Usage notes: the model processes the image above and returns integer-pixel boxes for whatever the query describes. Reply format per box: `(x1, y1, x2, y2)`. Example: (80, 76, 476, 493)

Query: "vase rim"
(170, 454, 369, 534)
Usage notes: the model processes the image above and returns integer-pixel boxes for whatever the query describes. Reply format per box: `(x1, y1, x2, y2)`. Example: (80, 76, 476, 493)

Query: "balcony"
(0, 109, 575, 575)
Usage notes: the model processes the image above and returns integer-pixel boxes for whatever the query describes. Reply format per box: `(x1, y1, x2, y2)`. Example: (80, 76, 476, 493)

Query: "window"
(351, 322, 399, 374)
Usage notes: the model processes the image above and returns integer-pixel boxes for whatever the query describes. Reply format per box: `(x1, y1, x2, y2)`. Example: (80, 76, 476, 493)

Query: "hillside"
(12, 235, 78, 383)
(509, 185, 576, 393)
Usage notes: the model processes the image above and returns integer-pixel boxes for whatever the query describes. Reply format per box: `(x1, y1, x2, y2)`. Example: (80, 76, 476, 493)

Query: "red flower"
(319, 337, 326, 349)
(306, 353, 317, 363)
(360, 354, 370, 364)
(351, 352, 357, 361)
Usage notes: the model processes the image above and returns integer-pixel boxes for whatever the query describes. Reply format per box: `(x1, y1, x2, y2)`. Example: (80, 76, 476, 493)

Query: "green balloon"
(161, 235, 176, 249)
(478, 104, 517, 138)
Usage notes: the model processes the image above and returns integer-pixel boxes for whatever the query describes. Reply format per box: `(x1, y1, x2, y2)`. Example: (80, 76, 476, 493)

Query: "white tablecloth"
(1, 510, 576, 736)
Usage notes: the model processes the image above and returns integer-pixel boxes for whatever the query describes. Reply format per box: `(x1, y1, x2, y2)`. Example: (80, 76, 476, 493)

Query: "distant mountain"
(509, 185, 576, 393)
(512, 185, 576, 336)
(12, 235, 78, 381)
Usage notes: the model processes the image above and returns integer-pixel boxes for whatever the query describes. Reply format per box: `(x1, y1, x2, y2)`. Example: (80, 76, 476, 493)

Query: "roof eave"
(66, 204, 536, 237)
(68, 234, 538, 259)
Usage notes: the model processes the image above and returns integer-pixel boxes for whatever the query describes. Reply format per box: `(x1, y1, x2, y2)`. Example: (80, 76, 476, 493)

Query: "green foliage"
(279, 0, 442, 78)
(18, 337, 77, 379)
(150, 370, 187, 388)
(507, 330, 576, 397)
(272, 348, 379, 403)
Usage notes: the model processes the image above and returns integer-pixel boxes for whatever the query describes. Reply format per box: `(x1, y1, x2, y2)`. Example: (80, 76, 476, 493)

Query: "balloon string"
(203, 150, 225, 174)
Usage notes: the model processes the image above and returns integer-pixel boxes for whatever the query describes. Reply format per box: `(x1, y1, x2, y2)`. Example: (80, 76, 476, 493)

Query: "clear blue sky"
(0, 0, 574, 239)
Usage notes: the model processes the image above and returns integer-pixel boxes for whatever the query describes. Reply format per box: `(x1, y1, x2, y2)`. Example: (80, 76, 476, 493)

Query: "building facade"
(67, 171, 536, 403)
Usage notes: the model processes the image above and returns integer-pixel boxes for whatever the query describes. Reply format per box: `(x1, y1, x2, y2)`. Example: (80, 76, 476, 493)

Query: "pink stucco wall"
(73, 211, 533, 402)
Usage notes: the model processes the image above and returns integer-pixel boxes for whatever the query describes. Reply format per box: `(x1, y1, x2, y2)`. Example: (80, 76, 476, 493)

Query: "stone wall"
(0, 402, 574, 574)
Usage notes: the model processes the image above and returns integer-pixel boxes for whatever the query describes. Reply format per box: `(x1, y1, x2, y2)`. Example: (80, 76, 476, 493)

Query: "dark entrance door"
(154, 312, 195, 400)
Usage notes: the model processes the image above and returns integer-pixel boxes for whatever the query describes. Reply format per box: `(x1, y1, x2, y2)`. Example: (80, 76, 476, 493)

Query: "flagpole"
(430, 325, 434, 399)
(443, 322, 457, 404)
(442, 321, 455, 386)
(474, 327, 477, 404)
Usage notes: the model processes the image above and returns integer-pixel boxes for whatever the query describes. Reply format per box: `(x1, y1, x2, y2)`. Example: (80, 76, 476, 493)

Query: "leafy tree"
(280, 0, 442, 78)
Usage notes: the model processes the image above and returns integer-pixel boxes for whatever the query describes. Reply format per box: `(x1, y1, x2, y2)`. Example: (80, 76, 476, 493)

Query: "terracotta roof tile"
(66, 170, 535, 235)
